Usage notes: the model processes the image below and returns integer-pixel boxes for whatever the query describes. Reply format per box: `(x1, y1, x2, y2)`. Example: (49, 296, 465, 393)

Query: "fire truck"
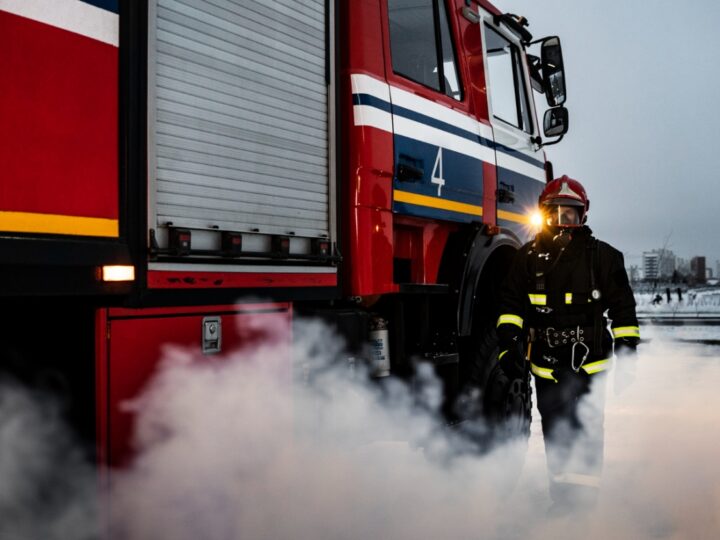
(0, 0, 569, 465)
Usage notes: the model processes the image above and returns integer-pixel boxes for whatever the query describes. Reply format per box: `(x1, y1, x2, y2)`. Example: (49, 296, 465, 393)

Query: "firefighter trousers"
(535, 370, 607, 508)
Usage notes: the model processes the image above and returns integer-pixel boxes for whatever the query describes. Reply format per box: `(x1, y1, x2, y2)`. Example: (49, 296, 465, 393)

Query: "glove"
(498, 342, 527, 380)
(614, 339, 638, 396)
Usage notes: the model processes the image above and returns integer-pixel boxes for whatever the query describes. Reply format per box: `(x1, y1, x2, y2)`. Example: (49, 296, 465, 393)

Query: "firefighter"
(496, 175, 639, 513)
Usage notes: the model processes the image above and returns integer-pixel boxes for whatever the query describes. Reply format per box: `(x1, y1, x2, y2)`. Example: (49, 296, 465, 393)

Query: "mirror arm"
(494, 14, 533, 44)
(532, 134, 565, 149)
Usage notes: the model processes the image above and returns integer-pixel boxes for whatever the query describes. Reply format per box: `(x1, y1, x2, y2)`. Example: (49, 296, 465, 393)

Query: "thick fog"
(1, 316, 719, 539)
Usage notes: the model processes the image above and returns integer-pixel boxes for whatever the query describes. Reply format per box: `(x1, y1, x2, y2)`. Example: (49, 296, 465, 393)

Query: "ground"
(515, 324, 720, 539)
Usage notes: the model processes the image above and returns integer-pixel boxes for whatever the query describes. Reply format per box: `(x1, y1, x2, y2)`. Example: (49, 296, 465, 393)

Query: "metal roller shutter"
(149, 0, 329, 240)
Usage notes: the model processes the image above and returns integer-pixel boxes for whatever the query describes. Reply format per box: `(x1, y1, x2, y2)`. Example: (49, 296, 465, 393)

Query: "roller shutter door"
(150, 0, 328, 239)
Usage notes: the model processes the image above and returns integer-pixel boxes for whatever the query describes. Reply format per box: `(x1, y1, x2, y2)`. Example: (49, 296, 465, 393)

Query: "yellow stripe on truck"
(393, 191, 531, 227)
(497, 209, 530, 224)
(393, 190, 483, 216)
(0, 211, 119, 238)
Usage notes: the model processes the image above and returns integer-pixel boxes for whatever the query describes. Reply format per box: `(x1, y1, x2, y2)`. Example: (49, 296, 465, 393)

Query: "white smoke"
(0, 381, 98, 540)
(106, 316, 720, 540)
(1, 317, 719, 539)
(109, 317, 534, 540)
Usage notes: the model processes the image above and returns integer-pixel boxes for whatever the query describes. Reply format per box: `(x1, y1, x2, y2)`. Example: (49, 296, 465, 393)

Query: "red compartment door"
(96, 303, 292, 467)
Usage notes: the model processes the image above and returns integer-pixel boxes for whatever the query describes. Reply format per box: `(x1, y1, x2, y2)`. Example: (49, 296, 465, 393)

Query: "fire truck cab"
(0, 0, 568, 464)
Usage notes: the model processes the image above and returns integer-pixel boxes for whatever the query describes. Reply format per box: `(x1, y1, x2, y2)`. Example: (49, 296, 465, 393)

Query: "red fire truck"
(0, 0, 569, 465)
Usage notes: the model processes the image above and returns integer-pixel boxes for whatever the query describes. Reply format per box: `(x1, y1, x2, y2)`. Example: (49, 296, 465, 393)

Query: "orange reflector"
(101, 265, 135, 282)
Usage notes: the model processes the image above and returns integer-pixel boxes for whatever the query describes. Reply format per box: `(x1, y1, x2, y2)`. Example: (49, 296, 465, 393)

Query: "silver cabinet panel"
(150, 0, 329, 240)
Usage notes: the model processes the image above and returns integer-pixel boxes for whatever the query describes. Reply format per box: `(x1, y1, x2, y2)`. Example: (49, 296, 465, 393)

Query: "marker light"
(101, 265, 135, 282)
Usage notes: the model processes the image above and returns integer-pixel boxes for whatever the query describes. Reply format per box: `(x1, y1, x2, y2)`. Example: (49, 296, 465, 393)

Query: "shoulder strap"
(527, 240, 543, 292)
(530, 236, 569, 292)
(588, 237, 604, 355)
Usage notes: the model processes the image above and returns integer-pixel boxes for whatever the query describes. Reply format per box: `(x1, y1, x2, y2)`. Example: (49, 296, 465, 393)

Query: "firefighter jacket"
(496, 226, 639, 382)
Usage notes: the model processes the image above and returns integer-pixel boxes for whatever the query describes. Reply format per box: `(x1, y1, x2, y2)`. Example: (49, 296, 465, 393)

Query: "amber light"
(101, 265, 135, 282)
(529, 210, 544, 230)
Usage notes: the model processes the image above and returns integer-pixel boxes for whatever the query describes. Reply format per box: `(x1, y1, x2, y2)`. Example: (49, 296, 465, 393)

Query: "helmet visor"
(543, 204, 581, 227)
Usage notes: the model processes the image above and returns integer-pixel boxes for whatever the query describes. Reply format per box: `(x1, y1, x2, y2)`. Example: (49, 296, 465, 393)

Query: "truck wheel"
(454, 324, 532, 452)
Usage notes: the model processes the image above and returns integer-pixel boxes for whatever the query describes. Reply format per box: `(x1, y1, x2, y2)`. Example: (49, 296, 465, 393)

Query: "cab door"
(479, 13, 546, 239)
(383, 0, 491, 224)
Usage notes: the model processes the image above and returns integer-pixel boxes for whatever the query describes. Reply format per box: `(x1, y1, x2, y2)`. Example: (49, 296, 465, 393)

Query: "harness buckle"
(571, 341, 590, 372)
(545, 325, 587, 348)
(545, 327, 557, 348)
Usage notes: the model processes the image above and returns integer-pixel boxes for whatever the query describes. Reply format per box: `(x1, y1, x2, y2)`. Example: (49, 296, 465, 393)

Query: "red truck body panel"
(146, 270, 337, 290)
(96, 303, 292, 466)
(0, 4, 119, 237)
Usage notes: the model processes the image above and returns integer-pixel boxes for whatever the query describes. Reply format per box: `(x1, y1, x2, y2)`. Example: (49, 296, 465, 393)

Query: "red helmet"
(538, 175, 589, 227)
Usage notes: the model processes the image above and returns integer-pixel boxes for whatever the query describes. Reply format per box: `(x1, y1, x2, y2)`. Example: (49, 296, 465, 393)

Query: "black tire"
(454, 324, 532, 452)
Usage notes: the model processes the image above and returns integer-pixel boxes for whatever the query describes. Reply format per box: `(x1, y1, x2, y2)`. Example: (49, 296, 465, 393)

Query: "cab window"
(388, 0, 463, 100)
(485, 25, 532, 132)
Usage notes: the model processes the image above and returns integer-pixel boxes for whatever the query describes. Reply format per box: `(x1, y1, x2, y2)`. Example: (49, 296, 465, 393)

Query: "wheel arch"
(456, 228, 523, 337)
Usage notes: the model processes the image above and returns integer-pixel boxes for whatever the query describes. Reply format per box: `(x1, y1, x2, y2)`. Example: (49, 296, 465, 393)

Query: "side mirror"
(541, 36, 566, 106)
(543, 106, 569, 137)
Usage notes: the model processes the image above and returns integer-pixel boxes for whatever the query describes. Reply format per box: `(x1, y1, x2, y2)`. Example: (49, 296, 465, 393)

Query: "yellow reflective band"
(581, 358, 612, 375)
(497, 314, 523, 329)
(498, 350, 508, 360)
(612, 326, 641, 339)
(497, 209, 530, 224)
(552, 473, 601, 488)
(531, 360, 611, 379)
(530, 363, 557, 382)
(0, 211, 119, 238)
(394, 190, 483, 216)
(565, 293, 572, 304)
(528, 294, 547, 306)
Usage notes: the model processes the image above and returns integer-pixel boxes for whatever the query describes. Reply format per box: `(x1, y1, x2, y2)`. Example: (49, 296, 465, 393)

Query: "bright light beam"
(529, 210, 543, 231)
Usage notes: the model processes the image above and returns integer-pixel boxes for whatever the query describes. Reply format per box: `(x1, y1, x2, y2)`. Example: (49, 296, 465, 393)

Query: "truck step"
(398, 283, 450, 295)
(421, 352, 459, 366)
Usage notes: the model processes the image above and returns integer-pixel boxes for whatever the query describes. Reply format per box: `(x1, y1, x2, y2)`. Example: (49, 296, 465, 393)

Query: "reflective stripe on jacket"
(530, 358, 613, 382)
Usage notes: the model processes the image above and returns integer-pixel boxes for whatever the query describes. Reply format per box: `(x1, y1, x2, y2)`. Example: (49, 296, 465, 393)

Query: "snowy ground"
(642, 322, 720, 342)
(636, 289, 720, 319)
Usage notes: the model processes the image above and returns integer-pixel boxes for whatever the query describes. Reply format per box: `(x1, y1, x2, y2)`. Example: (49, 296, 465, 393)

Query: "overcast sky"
(497, 0, 720, 270)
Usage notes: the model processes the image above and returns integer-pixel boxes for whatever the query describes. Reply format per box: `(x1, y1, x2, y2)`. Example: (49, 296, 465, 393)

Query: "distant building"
(642, 251, 659, 280)
(677, 257, 690, 275)
(628, 265, 641, 283)
(643, 249, 676, 280)
(691, 256, 706, 284)
(659, 250, 676, 278)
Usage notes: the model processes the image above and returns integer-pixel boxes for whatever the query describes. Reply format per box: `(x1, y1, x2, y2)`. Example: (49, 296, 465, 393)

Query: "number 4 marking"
(431, 147, 445, 196)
